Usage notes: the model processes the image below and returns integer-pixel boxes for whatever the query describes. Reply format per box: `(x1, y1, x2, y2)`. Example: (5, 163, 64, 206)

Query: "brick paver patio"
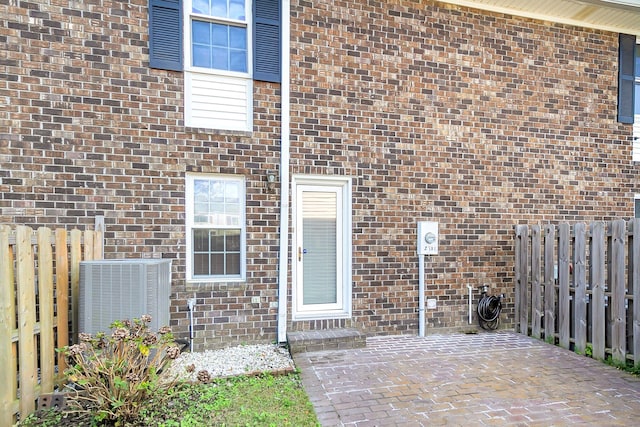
(293, 331, 640, 426)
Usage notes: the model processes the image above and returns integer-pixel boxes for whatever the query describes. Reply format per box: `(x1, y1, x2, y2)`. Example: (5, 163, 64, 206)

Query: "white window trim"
(183, 0, 253, 131)
(291, 175, 353, 321)
(185, 173, 247, 283)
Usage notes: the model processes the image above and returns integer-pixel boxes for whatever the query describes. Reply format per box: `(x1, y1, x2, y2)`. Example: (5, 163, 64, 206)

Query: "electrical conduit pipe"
(419, 253, 425, 337)
(467, 285, 473, 324)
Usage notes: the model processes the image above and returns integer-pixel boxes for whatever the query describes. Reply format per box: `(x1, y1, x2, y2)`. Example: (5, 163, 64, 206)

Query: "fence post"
(0, 226, 16, 425)
(558, 224, 570, 349)
(16, 226, 36, 417)
(573, 223, 587, 355)
(94, 215, 105, 258)
(531, 225, 542, 339)
(611, 219, 627, 364)
(37, 228, 55, 393)
(544, 224, 556, 343)
(70, 230, 82, 345)
(55, 229, 69, 373)
(515, 225, 529, 334)
(591, 221, 606, 360)
(633, 219, 640, 367)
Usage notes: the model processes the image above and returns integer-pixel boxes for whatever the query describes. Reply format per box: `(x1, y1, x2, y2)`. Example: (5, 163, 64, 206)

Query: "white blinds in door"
(302, 191, 338, 305)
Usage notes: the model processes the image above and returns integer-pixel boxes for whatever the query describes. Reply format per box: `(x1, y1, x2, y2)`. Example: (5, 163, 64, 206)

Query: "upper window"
(148, 0, 281, 131)
(190, 0, 248, 73)
(186, 174, 246, 281)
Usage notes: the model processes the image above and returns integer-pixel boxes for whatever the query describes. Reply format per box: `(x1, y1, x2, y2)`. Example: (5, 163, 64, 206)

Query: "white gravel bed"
(165, 343, 295, 382)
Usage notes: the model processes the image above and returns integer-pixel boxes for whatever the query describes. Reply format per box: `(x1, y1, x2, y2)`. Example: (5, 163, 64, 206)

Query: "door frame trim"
(291, 175, 352, 321)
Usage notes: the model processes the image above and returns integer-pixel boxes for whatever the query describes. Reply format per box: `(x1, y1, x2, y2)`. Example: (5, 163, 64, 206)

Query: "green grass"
(19, 372, 320, 426)
(603, 355, 640, 377)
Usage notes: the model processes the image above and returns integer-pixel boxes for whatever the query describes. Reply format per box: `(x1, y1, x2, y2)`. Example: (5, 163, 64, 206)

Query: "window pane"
(226, 253, 240, 275)
(212, 47, 229, 70)
(211, 230, 225, 251)
(212, 203, 225, 223)
(193, 229, 210, 251)
(226, 230, 241, 251)
(211, 180, 224, 202)
(211, 0, 227, 17)
(230, 50, 247, 73)
(225, 180, 241, 202)
(229, 26, 245, 49)
(194, 201, 210, 223)
(225, 203, 240, 225)
(229, 0, 245, 20)
(193, 254, 209, 275)
(211, 254, 225, 274)
(192, 21, 210, 44)
(212, 24, 228, 47)
(192, 45, 211, 68)
(192, 0, 210, 14)
(194, 179, 210, 201)
(636, 45, 640, 78)
(636, 199, 640, 219)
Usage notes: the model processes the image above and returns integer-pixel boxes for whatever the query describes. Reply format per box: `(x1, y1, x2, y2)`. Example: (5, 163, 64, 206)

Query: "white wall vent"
(79, 259, 172, 335)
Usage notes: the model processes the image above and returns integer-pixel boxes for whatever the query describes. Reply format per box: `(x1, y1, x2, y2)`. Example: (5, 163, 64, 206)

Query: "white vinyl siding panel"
(185, 72, 252, 131)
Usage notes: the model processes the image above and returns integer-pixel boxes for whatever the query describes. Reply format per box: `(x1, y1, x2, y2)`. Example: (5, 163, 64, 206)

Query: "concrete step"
(287, 328, 366, 354)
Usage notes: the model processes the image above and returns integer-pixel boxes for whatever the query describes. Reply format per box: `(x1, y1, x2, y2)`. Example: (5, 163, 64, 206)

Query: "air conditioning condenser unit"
(79, 259, 172, 336)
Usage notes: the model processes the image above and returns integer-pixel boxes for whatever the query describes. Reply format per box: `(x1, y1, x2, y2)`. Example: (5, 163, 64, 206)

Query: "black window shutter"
(253, 0, 281, 83)
(618, 33, 636, 124)
(149, 0, 183, 71)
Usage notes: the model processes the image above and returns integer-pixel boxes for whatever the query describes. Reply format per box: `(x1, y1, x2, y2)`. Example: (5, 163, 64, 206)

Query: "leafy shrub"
(59, 315, 181, 425)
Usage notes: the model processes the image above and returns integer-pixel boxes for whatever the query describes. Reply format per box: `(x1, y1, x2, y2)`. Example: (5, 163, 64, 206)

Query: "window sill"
(183, 126, 253, 137)
(292, 311, 352, 321)
(185, 279, 247, 292)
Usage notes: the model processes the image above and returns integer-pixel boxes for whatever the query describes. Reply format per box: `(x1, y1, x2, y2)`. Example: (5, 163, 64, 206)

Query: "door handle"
(298, 246, 302, 261)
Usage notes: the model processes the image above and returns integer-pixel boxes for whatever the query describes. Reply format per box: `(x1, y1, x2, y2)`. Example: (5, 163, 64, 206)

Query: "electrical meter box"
(417, 221, 439, 255)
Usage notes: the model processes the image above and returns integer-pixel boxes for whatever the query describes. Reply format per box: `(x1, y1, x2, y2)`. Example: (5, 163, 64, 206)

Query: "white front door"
(292, 176, 352, 320)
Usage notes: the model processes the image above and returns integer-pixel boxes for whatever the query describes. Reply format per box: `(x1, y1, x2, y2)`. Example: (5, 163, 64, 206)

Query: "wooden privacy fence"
(515, 220, 640, 365)
(0, 225, 103, 425)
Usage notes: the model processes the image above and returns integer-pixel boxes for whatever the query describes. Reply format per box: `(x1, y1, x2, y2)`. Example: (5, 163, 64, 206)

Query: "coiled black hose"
(477, 292, 502, 330)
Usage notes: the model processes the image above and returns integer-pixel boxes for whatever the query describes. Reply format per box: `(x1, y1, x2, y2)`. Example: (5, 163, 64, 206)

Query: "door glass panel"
(302, 191, 337, 305)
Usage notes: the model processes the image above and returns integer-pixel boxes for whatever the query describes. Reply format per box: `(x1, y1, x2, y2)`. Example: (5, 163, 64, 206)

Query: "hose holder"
(477, 286, 502, 330)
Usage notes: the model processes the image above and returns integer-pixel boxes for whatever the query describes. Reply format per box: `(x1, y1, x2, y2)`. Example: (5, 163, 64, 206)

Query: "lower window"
(186, 174, 246, 281)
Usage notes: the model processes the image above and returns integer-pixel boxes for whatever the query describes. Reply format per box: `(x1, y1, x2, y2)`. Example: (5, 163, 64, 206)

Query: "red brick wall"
(288, 0, 637, 334)
(1, 0, 282, 349)
(1, 0, 637, 347)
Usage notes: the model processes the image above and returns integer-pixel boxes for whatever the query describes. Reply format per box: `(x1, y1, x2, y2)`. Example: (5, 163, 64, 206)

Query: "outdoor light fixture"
(266, 172, 277, 193)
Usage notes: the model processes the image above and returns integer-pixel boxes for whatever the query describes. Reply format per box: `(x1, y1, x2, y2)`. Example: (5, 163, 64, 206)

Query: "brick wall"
(1, 0, 282, 349)
(289, 0, 637, 334)
(1, 0, 638, 348)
